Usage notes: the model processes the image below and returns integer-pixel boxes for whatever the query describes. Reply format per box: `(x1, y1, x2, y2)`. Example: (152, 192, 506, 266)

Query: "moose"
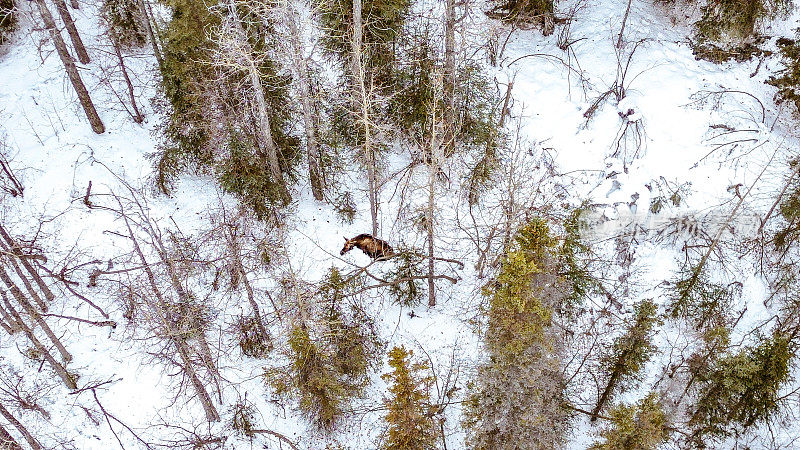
(340, 234, 394, 260)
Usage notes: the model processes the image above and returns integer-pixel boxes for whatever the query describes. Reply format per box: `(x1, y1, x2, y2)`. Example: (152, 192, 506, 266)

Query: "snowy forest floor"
(1, 0, 800, 447)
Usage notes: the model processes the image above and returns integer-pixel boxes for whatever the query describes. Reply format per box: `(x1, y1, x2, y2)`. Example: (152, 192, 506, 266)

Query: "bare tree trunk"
(149, 231, 224, 404)
(0, 226, 56, 302)
(251, 69, 291, 205)
(1, 295, 76, 389)
(0, 423, 23, 450)
(591, 361, 624, 422)
(195, 334, 223, 402)
(0, 297, 17, 334)
(365, 109, 378, 236)
(0, 155, 24, 198)
(616, 0, 633, 49)
(0, 267, 73, 362)
(137, 276, 220, 422)
(240, 270, 269, 327)
(34, 0, 105, 134)
(112, 39, 144, 123)
(137, 0, 164, 69)
(282, 5, 324, 201)
(0, 246, 48, 311)
(52, 0, 91, 64)
(0, 405, 39, 450)
(226, 0, 290, 203)
(173, 336, 220, 422)
(443, 0, 456, 156)
(426, 96, 440, 307)
(224, 225, 269, 338)
(350, 0, 378, 235)
(427, 162, 436, 307)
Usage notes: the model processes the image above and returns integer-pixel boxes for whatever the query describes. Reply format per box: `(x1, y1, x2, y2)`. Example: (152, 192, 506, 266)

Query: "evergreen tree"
(269, 317, 379, 431)
(315, 0, 412, 233)
(694, 0, 792, 45)
(557, 204, 599, 315)
(591, 299, 660, 421)
(156, 0, 220, 191)
(317, 0, 410, 87)
(591, 393, 670, 450)
(385, 250, 426, 307)
(663, 265, 740, 409)
(772, 158, 800, 251)
(276, 325, 348, 430)
(769, 38, 800, 117)
(390, 27, 498, 156)
(688, 332, 793, 447)
(486, 0, 557, 34)
(156, 0, 300, 214)
(668, 265, 740, 332)
(463, 219, 571, 449)
(101, 0, 147, 48)
(381, 346, 438, 450)
(267, 267, 382, 431)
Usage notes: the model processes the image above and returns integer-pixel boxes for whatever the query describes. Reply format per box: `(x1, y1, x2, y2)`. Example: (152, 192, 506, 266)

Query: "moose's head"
(340, 236, 356, 256)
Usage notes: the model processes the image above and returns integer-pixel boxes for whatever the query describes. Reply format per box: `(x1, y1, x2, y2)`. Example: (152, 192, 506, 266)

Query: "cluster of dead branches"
(0, 138, 23, 198)
(0, 224, 77, 390)
(99, 187, 224, 423)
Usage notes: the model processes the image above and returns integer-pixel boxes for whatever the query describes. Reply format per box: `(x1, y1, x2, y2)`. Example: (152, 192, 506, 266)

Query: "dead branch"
(38, 263, 111, 318)
(91, 389, 153, 449)
(250, 429, 300, 450)
(0, 150, 24, 198)
(0, 403, 41, 450)
(40, 313, 117, 329)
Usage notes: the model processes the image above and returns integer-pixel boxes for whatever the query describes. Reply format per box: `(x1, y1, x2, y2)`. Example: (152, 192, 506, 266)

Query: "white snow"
(1, 0, 799, 447)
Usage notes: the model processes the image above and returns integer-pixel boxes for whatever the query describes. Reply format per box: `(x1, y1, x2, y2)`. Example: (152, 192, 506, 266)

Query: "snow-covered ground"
(1, 0, 799, 447)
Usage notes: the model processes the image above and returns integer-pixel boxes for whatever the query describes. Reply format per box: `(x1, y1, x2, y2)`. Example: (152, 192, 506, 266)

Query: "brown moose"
(340, 234, 394, 259)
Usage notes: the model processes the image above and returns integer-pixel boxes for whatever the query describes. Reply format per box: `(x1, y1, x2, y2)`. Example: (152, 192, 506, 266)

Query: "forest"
(1, 0, 800, 446)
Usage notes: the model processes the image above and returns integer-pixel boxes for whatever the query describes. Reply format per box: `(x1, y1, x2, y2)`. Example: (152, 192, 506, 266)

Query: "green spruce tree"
(463, 219, 571, 449)
(695, 0, 791, 45)
(688, 332, 793, 447)
(486, 0, 556, 34)
(382, 346, 438, 450)
(591, 299, 660, 421)
(591, 393, 670, 450)
(101, 0, 147, 48)
(156, 0, 299, 215)
(156, 0, 220, 191)
(267, 268, 382, 431)
(317, 0, 410, 88)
